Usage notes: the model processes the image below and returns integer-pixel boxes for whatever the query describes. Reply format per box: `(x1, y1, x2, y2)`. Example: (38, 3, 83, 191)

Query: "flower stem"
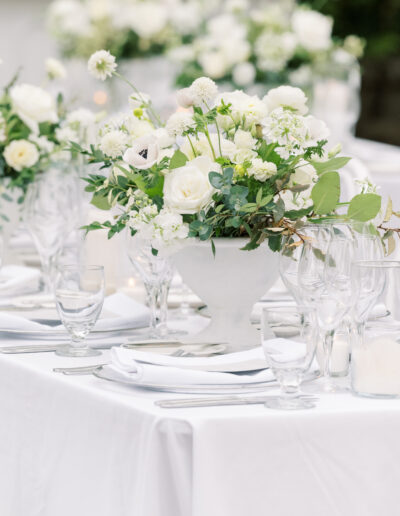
(112, 71, 163, 128)
(204, 130, 217, 161)
(187, 135, 197, 157)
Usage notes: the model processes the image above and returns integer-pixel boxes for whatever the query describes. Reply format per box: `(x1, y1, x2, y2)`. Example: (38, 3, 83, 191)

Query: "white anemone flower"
(123, 134, 159, 170)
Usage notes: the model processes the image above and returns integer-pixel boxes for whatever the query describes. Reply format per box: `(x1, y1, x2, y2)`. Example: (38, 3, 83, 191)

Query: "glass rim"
(261, 304, 315, 313)
(352, 260, 400, 269)
(58, 264, 105, 271)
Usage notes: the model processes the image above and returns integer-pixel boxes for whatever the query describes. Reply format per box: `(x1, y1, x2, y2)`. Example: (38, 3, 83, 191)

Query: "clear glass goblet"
(54, 265, 105, 357)
(126, 235, 185, 340)
(23, 166, 79, 293)
(261, 305, 318, 410)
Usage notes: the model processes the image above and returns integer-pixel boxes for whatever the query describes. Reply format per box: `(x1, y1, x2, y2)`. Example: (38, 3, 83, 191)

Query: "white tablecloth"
(1, 333, 400, 516)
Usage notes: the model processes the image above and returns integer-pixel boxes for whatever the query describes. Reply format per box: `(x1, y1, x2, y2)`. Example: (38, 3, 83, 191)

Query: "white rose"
(232, 62, 256, 87)
(163, 156, 219, 214)
(233, 148, 257, 165)
(10, 84, 58, 133)
(263, 86, 308, 115)
(4, 140, 39, 171)
(292, 9, 333, 52)
(123, 134, 159, 170)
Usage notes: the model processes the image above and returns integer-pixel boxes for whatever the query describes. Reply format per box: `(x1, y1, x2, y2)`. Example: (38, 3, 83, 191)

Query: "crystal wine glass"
(126, 235, 184, 340)
(54, 265, 105, 357)
(23, 167, 79, 293)
(261, 305, 318, 410)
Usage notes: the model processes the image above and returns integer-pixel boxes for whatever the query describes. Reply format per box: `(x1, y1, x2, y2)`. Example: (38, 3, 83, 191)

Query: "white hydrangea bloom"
(248, 158, 277, 182)
(56, 126, 79, 143)
(100, 130, 130, 158)
(217, 90, 268, 130)
(4, 140, 39, 171)
(180, 134, 237, 161)
(188, 77, 218, 106)
(166, 112, 195, 137)
(88, 50, 117, 81)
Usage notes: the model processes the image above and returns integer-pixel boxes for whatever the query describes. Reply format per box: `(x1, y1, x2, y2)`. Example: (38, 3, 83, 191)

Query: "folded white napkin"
(0, 292, 149, 333)
(110, 347, 273, 386)
(0, 265, 40, 296)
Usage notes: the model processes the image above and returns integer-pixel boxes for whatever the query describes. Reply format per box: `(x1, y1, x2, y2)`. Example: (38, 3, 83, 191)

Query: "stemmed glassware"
(54, 265, 105, 357)
(23, 166, 80, 293)
(126, 235, 185, 340)
(261, 305, 318, 410)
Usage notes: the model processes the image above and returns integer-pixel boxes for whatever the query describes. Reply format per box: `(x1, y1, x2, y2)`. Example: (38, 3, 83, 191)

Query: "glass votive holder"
(351, 327, 400, 398)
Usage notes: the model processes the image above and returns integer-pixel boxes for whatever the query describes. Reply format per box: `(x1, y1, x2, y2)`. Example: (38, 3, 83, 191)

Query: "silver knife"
(0, 343, 120, 354)
(155, 394, 318, 408)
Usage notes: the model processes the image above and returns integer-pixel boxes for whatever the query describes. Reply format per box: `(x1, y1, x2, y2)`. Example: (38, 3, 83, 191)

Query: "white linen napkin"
(110, 347, 273, 386)
(0, 292, 149, 332)
(0, 266, 40, 296)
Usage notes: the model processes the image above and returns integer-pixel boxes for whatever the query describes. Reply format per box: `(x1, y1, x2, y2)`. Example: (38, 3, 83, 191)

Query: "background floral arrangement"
(0, 59, 98, 196)
(172, 0, 364, 91)
(78, 51, 382, 254)
(46, 0, 219, 60)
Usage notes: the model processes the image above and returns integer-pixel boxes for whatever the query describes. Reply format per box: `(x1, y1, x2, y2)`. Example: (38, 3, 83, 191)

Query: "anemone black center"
(139, 148, 148, 159)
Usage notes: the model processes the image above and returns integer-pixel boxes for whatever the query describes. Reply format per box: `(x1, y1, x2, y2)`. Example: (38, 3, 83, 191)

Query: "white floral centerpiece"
(172, 0, 364, 93)
(46, 0, 217, 60)
(0, 60, 99, 241)
(73, 51, 384, 350)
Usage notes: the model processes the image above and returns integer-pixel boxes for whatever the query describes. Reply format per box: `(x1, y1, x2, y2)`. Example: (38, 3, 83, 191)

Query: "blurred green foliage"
(300, 0, 400, 57)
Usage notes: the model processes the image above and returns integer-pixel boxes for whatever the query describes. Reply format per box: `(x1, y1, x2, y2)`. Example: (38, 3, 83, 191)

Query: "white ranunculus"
(232, 62, 256, 87)
(181, 134, 237, 161)
(123, 134, 159, 170)
(45, 57, 67, 80)
(233, 148, 257, 165)
(248, 158, 277, 182)
(292, 9, 333, 52)
(10, 84, 58, 133)
(4, 140, 39, 171)
(163, 156, 219, 214)
(263, 86, 308, 115)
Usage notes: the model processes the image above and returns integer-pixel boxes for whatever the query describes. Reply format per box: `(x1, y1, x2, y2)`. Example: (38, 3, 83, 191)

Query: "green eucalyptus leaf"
(311, 171, 340, 215)
(347, 193, 382, 222)
(311, 157, 351, 175)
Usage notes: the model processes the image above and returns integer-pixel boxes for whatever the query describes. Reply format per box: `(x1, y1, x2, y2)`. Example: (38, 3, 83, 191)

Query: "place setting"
(1, 1, 400, 514)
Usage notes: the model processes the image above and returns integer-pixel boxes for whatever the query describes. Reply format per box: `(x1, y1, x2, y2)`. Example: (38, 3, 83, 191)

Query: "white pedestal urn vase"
(170, 238, 280, 352)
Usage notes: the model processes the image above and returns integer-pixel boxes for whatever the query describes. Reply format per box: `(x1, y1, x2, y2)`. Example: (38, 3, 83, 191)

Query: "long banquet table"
(1, 333, 400, 516)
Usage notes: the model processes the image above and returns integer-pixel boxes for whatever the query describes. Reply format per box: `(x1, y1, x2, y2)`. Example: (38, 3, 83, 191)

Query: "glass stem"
(158, 279, 171, 337)
(146, 283, 159, 337)
(323, 329, 335, 380)
(71, 335, 86, 350)
(40, 253, 57, 293)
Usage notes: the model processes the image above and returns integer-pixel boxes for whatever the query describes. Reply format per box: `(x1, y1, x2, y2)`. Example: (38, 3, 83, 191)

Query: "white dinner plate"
(93, 365, 277, 394)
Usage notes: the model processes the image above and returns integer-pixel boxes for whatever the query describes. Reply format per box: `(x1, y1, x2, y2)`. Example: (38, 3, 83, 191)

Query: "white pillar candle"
(352, 337, 400, 396)
(316, 335, 350, 375)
